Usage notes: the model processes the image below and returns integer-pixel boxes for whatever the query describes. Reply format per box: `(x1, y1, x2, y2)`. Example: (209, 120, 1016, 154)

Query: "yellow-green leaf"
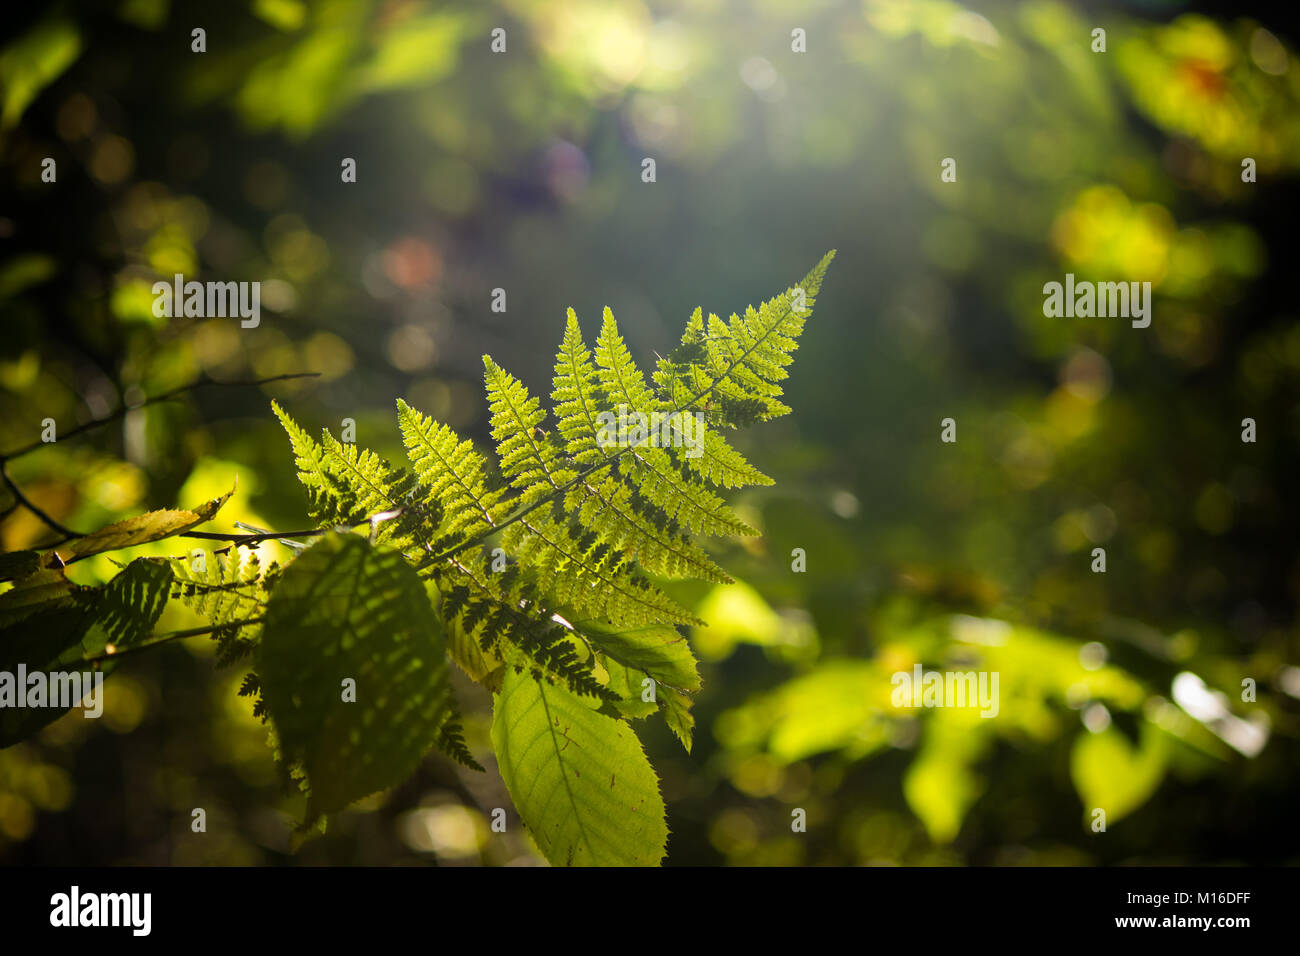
(42, 486, 234, 567)
(492, 666, 668, 866)
(1070, 722, 1168, 825)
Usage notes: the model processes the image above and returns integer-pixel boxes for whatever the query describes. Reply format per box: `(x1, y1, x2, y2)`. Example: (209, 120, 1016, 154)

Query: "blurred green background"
(1, 0, 1298, 865)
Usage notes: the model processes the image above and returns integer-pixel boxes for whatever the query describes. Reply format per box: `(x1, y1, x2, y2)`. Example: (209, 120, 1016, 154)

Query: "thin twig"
(0, 460, 81, 539)
(181, 528, 327, 545)
(80, 617, 266, 666)
(0, 372, 319, 544)
(0, 371, 319, 463)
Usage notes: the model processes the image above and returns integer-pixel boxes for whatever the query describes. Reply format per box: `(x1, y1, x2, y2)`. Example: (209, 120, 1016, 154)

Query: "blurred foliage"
(1, 0, 1298, 864)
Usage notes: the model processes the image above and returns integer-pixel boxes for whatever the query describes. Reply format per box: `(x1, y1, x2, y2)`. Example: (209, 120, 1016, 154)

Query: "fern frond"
(263, 254, 833, 863)
(396, 399, 509, 543)
(484, 356, 572, 492)
(550, 312, 733, 579)
(171, 546, 271, 665)
(502, 511, 698, 627)
(431, 557, 612, 700)
(653, 249, 835, 426)
(89, 558, 174, 650)
(272, 401, 419, 535)
(594, 310, 758, 537)
(552, 309, 609, 468)
(272, 254, 831, 779)
(562, 478, 731, 582)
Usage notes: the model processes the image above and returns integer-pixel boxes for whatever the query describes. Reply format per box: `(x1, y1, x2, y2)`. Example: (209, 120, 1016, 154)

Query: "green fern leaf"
(656, 250, 835, 426)
(551, 312, 733, 580)
(552, 309, 609, 467)
(484, 356, 572, 491)
(272, 401, 420, 533)
(262, 253, 834, 857)
(396, 398, 508, 541)
(594, 310, 757, 537)
(170, 546, 271, 665)
(501, 513, 698, 627)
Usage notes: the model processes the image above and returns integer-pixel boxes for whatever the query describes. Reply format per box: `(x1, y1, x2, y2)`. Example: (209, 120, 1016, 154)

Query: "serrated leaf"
(599, 656, 660, 720)
(577, 620, 701, 692)
(659, 686, 695, 752)
(491, 666, 667, 866)
(41, 486, 234, 567)
(258, 533, 478, 824)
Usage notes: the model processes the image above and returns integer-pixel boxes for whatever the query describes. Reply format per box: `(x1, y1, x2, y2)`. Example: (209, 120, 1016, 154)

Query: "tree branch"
(0, 371, 319, 463)
(0, 460, 81, 541)
(0, 371, 319, 545)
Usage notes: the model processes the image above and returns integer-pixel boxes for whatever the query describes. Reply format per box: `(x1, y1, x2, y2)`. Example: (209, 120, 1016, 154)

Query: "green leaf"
(491, 666, 668, 866)
(903, 710, 991, 844)
(258, 533, 478, 824)
(356, 12, 464, 92)
(0, 19, 82, 130)
(42, 486, 234, 567)
(578, 620, 701, 692)
(718, 660, 887, 764)
(658, 686, 695, 753)
(0, 568, 79, 628)
(1070, 722, 1168, 825)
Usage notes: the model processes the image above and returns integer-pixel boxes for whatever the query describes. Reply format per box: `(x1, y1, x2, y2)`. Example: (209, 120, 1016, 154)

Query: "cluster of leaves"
(0, 488, 234, 743)
(0, 253, 834, 866)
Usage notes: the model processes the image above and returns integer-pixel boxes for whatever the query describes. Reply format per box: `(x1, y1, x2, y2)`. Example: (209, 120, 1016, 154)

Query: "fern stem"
(182, 528, 328, 545)
(428, 452, 627, 564)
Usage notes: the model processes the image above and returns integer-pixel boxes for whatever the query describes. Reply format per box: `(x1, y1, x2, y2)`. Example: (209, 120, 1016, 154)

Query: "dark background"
(1, 0, 1298, 865)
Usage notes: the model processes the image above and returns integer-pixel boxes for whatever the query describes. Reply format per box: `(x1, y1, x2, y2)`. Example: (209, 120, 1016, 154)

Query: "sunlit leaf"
(0, 19, 81, 130)
(1070, 722, 1169, 824)
(491, 666, 667, 866)
(42, 486, 233, 567)
(903, 710, 991, 844)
